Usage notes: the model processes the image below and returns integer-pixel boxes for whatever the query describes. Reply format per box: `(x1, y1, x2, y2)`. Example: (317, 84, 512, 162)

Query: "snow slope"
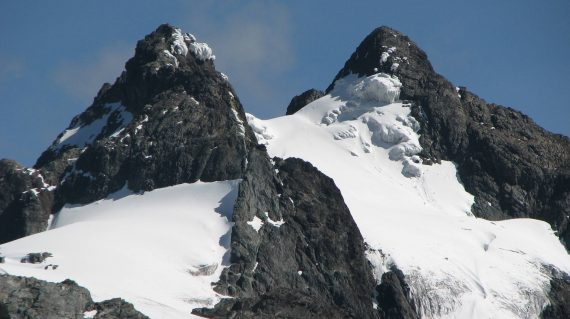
(248, 73, 570, 319)
(0, 180, 239, 319)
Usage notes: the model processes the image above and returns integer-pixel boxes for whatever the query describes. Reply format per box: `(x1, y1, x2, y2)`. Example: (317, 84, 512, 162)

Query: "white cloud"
(183, 0, 295, 110)
(53, 45, 132, 101)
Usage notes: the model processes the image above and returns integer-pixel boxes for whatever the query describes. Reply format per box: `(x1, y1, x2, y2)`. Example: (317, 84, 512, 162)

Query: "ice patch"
(246, 113, 274, 145)
(231, 109, 246, 136)
(333, 124, 358, 140)
(189, 42, 215, 61)
(53, 102, 133, 151)
(184, 33, 196, 43)
(380, 52, 390, 63)
(333, 73, 402, 105)
(170, 28, 189, 56)
(264, 212, 285, 228)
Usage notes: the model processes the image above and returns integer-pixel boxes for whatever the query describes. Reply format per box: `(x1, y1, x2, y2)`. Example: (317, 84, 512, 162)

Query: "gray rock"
(0, 159, 53, 244)
(376, 269, 418, 319)
(0, 275, 148, 319)
(93, 298, 149, 319)
(541, 276, 570, 319)
(285, 89, 324, 115)
(0, 275, 91, 319)
(20, 252, 52, 264)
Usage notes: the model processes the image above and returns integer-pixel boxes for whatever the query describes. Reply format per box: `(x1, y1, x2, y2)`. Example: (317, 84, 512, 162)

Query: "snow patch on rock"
(247, 216, 263, 232)
(53, 102, 133, 151)
(189, 42, 215, 61)
(246, 113, 274, 145)
(162, 50, 179, 68)
(264, 212, 285, 228)
(170, 28, 189, 56)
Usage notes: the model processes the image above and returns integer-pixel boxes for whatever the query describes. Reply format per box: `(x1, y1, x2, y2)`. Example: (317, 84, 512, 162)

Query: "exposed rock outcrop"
(285, 89, 324, 115)
(0, 275, 147, 319)
(0, 160, 53, 244)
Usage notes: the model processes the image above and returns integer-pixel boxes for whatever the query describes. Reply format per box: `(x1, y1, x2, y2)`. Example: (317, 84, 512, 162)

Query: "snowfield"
(248, 73, 570, 319)
(0, 181, 240, 319)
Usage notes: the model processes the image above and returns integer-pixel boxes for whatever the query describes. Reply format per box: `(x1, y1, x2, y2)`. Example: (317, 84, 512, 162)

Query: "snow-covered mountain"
(1, 24, 569, 319)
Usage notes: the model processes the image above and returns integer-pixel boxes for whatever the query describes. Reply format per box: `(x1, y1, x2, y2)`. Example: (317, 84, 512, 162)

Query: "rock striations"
(0, 23, 569, 319)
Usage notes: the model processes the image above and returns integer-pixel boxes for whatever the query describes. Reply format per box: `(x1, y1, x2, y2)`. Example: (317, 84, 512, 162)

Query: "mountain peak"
(131, 23, 215, 71)
(327, 26, 433, 93)
(32, 24, 254, 208)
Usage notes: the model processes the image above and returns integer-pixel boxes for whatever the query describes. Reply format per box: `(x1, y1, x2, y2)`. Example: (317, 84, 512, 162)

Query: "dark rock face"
(285, 89, 324, 115)
(0, 276, 90, 319)
(328, 26, 570, 248)
(376, 269, 418, 319)
(0, 160, 53, 244)
(0, 275, 148, 319)
(93, 298, 149, 319)
(541, 276, 570, 319)
(0, 275, 147, 319)
(194, 151, 393, 318)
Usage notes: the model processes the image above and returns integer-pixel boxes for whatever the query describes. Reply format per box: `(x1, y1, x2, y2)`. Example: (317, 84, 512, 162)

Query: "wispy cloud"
(0, 54, 25, 83)
(183, 1, 295, 112)
(53, 45, 132, 101)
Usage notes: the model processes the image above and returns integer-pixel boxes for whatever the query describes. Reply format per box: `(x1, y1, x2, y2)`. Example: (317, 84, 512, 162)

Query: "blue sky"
(1, 0, 569, 166)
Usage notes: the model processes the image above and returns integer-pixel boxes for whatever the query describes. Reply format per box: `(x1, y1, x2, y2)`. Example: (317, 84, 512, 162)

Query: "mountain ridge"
(0, 23, 569, 318)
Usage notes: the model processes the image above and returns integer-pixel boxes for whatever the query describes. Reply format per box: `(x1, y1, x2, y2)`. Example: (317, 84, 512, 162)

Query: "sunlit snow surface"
(249, 73, 570, 319)
(0, 181, 239, 319)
